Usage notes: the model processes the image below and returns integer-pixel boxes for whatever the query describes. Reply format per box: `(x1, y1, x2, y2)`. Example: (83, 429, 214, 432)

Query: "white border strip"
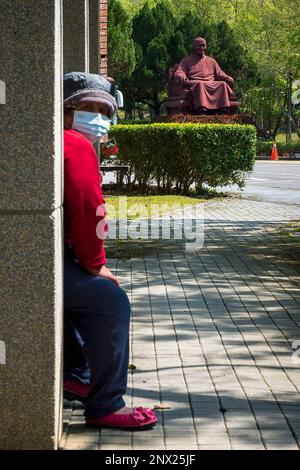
(0, 340, 6, 364)
(85, 0, 90, 72)
(0, 80, 6, 104)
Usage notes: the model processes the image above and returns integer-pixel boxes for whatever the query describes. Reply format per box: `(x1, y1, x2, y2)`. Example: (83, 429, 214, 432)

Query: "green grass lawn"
(276, 132, 300, 143)
(278, 220, 300, 242)
(104, 195, 207, 220)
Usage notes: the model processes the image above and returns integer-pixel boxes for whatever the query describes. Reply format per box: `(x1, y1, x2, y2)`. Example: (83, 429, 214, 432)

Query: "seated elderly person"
(63, 72, 157, 430)
(174, 37, 235, 113)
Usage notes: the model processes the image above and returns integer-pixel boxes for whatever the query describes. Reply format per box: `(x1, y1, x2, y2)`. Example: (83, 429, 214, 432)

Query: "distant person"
(106, 76, 124, 125)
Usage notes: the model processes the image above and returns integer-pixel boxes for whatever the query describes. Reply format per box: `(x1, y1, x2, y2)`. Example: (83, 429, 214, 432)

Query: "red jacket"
(64, 129, 107, 270)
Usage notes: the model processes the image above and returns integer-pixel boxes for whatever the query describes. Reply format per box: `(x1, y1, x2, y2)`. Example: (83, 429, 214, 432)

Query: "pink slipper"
(63, 380, 89, 403)
(86, 407, 158, 430)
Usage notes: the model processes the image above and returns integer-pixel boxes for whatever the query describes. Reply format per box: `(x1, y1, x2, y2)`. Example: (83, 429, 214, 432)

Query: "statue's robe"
(174, 54, 234, 110)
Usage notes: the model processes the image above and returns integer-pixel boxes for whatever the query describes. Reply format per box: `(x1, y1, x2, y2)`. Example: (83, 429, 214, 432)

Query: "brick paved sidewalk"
(61, 199, 300, 450)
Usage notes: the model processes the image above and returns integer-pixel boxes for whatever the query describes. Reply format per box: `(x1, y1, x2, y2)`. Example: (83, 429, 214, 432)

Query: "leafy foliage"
(107, 0, 136, 81)
(256, 140, 300, 156)
(115, 0, 300, 136)
(109, 123, 256, 193)
(129, 2, 176, 115)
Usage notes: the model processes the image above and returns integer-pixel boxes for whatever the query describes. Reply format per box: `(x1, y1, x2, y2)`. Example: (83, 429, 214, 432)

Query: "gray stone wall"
(89, 0, 100, 74)
(0, 0, 102, 450)
(63, 0, 89, 73)
(0, 0, 63, 450)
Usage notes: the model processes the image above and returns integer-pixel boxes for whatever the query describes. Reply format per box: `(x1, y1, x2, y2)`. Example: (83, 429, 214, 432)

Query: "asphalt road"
(222, 161, 300, 207)
(103, 160, 300, 207)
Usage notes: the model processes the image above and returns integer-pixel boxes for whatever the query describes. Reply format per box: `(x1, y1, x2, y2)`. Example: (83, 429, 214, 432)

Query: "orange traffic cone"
(271, 143, 279, 161)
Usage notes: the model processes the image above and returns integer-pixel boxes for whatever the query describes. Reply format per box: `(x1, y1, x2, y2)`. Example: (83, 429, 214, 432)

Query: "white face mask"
(72, 111, 111, 144)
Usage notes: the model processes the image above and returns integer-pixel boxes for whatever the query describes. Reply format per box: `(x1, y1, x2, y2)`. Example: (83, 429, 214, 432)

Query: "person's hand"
(98, 265, 120, 286)
(87, 265, 120, 286)
(100, 134, 109, 144)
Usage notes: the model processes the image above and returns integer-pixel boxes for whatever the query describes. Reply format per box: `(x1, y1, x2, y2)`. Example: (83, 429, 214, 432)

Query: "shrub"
(109, 123, 256, 194)
(256, 141, 300, 156)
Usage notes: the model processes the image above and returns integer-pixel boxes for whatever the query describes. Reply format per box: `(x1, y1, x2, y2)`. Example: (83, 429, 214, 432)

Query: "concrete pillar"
(89, 0, 100, 74)
(63, 0, 89, 73)
(0, 0, 63, 450)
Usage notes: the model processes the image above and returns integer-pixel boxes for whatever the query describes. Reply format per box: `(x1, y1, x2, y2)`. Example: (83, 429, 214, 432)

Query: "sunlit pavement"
(61, 196, 300, 451)
(220, 161, 300, 207)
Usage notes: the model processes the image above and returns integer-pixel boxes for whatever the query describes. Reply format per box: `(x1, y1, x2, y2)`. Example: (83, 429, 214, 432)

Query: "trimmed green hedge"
(117, 119, 151, 126)
(109, 123, 256, 194)
(256, 141, 300, 156)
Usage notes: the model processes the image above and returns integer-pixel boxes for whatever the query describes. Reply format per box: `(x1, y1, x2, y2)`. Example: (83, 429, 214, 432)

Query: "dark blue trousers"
(64, 245, 131, 418)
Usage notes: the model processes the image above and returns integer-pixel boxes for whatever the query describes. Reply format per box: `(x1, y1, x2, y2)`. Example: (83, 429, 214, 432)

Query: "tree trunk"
(271, 112, 283, 140)
(273, 78, 300, 139)
(195, 174, 205, 194)
(154, 102, 161, 117)
(153, 91, 161, 117)
(271, 87, 287, 139)
(125, 110, 133, 120)
(166, 178, 172, 193)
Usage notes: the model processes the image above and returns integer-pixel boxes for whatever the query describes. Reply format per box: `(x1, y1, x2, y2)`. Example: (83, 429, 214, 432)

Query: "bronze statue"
(173, 37, 236, 113)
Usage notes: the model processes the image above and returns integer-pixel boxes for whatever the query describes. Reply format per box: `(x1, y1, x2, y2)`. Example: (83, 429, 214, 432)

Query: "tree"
(168, 13, 208, 64)
(107, 0, 136, 81)
(130, 2, 176, 116)
(231, 0, 300, 137)
(210, 21, 259, 94)
(121, 0, 156, 18)
(119, 0, 300, 128)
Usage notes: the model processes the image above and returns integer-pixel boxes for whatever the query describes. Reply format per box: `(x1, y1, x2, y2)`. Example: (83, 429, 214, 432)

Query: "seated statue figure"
(173, 37, 236, 114)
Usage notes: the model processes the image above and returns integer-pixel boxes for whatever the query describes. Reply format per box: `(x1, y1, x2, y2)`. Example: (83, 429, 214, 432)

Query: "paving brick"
(265, 443, 299, 450)
(62, 198, 300, 450)
(202, 445, 232, 450)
